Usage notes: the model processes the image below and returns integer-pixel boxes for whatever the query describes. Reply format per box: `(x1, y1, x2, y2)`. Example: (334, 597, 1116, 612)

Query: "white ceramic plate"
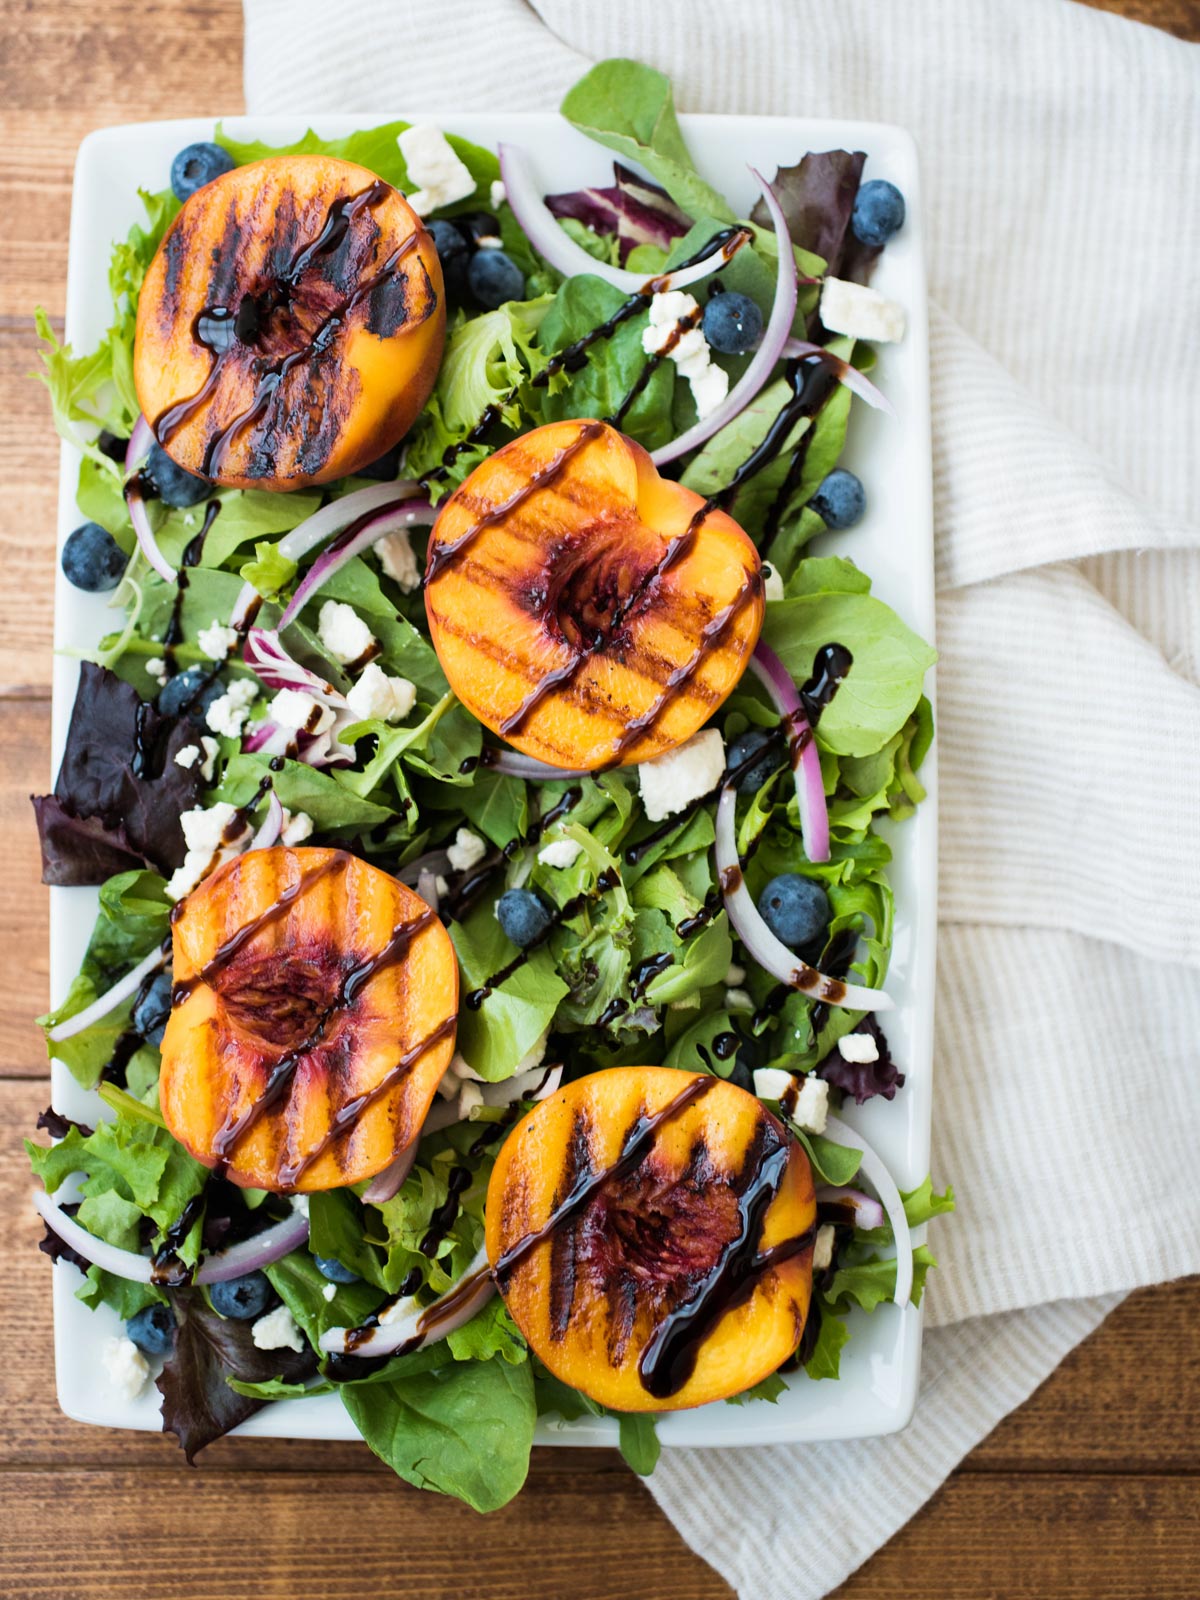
(48, 110, 936, 1449)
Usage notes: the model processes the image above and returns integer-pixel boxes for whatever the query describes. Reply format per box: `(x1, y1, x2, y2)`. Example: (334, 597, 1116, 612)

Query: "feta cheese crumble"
(812, 1223, 836, 1273)
(145, 657, 167, 685)
(174, 743, 200, 771)
(318, 599, 376, 666)
(489, 178, 507, 210)
(197, 735, 219, 782)
(724, 987, 754, 1012)
(397, 125, 476, 217)
(269, 687, 335, 735)
(280, 809, 314, 846)
(791, 1075, 830, 1135)
(537, 838, 583, 870)
(819, 277, 907, 344)
(837, 1030, 881, 1065)
(251, 1303, 305, 1354)
(762, 563, 784, 601)
(376, 527, 421, 591)
(346, 662, 416, 724)
(642, 290, 729, 420)
(638, 728, 725, 823)
(204, 677, 258, 739)
(446, 827, 487, 872)
(166, 802, 249, 900)
(102, 1336, 150, 1400)
(753, 1067, 795, 1102)
(724, 964, 746, 987)
(322, 1282, 337, 1302)
(197, 619, 239, 661)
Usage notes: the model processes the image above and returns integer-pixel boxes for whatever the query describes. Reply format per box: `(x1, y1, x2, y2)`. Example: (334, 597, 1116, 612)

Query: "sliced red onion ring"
(277, 497, 434, 630)
(715, 783, 891, 1011)
(815, 1184, 886, 1231)
(229, 480, 421, 631)
(242, 628, 357, 767)
(415, 869, 441, 911)
(397, 849, 453, 888)
(499, 143, 751, 294)
(32, 1187, 310, 1285)
(650, 170, 797, 467)
(487, 750, 591, 781)
(124, 416, 177, 585)
(360, 1140, 420, 1206)
(780, 339, 896, 417)
(319, 1242, 494, 1357)
(820, 1114, 913, 1307)
(748, 640, 829, 863)
(47, 943, 167, 1043)
(251, 790, 284, 849)
(242, 719, 294, 759)
(420, 1062, 564, 1138)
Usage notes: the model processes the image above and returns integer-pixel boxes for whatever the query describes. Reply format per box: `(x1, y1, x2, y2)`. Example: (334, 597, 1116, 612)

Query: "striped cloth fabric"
(243, 2, 1200, 1593)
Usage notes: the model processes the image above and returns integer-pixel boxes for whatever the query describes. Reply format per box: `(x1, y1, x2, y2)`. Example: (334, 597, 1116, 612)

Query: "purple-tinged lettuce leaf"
(32, 662, 202, 885)
(158, 1289, 316, 1463)
(545, 161, 691, 264)
(815, 1015, 905, 1105)
(751, 150, 880, 284)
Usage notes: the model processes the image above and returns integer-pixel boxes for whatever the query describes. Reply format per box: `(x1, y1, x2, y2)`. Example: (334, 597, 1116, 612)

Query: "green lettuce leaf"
(617, 1412, 661, 1476)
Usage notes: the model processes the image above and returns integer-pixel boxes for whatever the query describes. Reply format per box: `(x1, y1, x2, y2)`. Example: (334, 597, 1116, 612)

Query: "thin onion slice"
(815, 1184, 886, 1231)
(715, 783, 891, 1011)
(242, 628, 357, 767)
(649, 169, 798, 466)
(499, 143, 750, 294)
(415, 869, 441, 911)
(277, 497, 434, 630)
(360, 1141, 419, 1206)
(397, 849, 453, 888)
(32, 1187, 310, 1285)
(487, 750, 591, 781)
(748, 640, 829, 863)
(47, 943, 167, 1043)
(229, 480, 421, 631)
(420, 1062, 564, 1138)
(251, 790, 284, 849)
(124, 416, 177, 585)
(319, 1242, 494, 1357)
(820, 1114, 913, 1306)
(780, 339, 896, 417)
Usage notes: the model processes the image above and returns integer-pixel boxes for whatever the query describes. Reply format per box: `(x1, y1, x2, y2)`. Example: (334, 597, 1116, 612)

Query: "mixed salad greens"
(28, 57, 949, 1508)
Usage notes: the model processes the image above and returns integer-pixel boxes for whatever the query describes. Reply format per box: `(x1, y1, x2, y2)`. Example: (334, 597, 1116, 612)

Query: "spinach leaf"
(617, 1412, 661, 1476)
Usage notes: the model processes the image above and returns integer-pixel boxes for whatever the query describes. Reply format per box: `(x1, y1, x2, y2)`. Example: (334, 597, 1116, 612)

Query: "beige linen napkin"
(243, 2, 1200, 1592)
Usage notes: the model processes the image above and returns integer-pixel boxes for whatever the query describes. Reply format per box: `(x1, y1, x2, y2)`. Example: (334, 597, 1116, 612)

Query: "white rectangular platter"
(49, 109, 936, 1449)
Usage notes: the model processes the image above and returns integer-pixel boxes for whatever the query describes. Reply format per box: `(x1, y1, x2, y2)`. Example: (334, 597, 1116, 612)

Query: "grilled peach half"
(425, 420, 764, 770)
(485, 1068, 815, 1412)
(160, 846, 458, 1192)
(134, 154, 445, 490)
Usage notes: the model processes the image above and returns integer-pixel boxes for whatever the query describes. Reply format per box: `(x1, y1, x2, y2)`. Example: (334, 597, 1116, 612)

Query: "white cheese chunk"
(291, 1194, 311, 1218)
(198, 735, 219, 782)
(197, 619, 239, 661)
(724, 988, 754, 1012)
(398, 124, 477, 216)
(345, 662, 416, 724)
(167, 802, 248, 900)
(812, 1223, 836, 1273)
(376, 527, 421, 592)
(269, 687, 335, 735)
(280, 809, 314, 846)
(724, 964, 746, 987)
(174, 743, 200, 770)
(638, 728, 726, 823)
(251, 1303, 305, 1354)
(641, 290, 728, 419)
(837, 1030, 881, 1065)
(537, 838, 583, 870)
(791, 1074, 830, 1135)
(318, 599, 376, 666)
(762, 563, 784, 601)
(322, 1282, 337, 1302)
(490, 178, 507, 210)
(204, 677, 258, 739)
(145, 657, 167, 685)
(102, 1336, 150, 1400)
(753, 1067, 795, 1102)
(819, 277, 907, 344)
(446, 827, 487, 872)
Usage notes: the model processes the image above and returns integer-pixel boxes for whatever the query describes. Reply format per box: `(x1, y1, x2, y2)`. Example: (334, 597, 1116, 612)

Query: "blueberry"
(726, 728, 780, 793)
(156, 665, 222, 723)
(61, 521, 127, 593)
(132, 969, 173, 1048)
(170, 141, 235, 203)
(758, 874, 831, 950)
(126, 1302, 175, 1357)
(145, 442, 211, 509)
(810, 469, 866, 530)
(466, 248, 525, 310)
(426, 220, 470, 301)
(701, 291, 763, 356)
(314, 1256, 359, 1284)
(209, 1271, 272, 1320)
(727, 1048, 755, 1094)
(452, 211, 501, 247)
(496, 887, 553, 948)
(851, 180, 906, 249)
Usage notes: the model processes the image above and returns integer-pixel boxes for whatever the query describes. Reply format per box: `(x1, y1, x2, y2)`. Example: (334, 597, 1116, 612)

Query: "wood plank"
(0, 704, 50, 1070)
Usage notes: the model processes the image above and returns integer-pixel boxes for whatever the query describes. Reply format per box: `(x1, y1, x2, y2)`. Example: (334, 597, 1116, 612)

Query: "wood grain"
(1, 3, 1197, 1599)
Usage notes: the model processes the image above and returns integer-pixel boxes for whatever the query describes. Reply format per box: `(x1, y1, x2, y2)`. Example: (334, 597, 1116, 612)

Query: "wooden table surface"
(2, 2, 1197, 1596)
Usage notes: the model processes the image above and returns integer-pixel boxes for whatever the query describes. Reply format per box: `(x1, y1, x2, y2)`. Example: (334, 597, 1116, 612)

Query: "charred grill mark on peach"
(549, 1108, 592, 1339)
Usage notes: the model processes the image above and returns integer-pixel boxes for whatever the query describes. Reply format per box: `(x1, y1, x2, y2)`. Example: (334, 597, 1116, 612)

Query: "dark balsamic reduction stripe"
(150, 1192, 207, 1286)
